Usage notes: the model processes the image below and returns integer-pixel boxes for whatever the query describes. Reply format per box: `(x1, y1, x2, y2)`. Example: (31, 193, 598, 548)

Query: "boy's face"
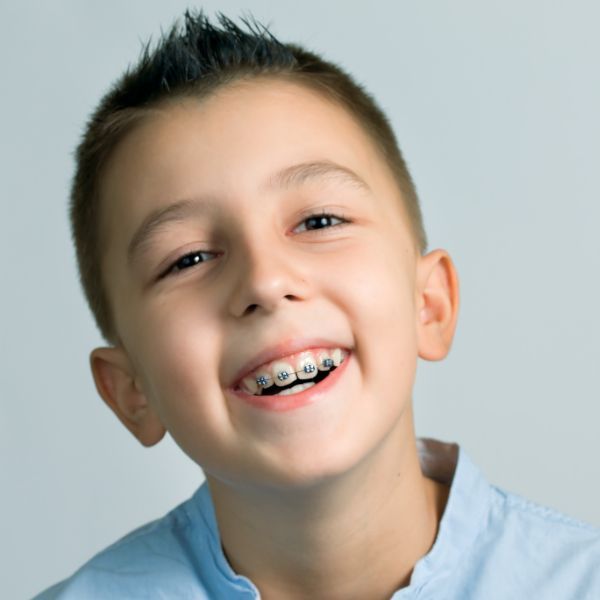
(97, 79, 442, 488)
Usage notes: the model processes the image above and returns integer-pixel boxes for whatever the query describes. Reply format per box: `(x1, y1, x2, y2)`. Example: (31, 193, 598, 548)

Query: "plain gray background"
(1, 1, 599, 598)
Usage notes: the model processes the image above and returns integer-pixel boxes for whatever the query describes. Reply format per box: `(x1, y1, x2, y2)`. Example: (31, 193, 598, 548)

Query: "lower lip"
(231, 353, 351, 413)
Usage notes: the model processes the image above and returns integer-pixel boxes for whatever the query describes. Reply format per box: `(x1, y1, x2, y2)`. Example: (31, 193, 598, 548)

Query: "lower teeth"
(275, 382, 315, 396)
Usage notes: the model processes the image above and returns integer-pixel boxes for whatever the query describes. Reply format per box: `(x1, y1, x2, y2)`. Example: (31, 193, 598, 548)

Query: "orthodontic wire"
(256, 358, 335, 387)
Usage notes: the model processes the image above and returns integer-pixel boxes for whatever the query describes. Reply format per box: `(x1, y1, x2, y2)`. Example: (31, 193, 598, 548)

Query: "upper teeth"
(272, 361, 297, 387)
(297, 356, 317, 380)
(239, 348, 346, 395)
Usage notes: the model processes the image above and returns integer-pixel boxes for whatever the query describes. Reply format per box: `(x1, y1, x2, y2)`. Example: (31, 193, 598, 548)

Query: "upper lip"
(229, 337, 348, 388)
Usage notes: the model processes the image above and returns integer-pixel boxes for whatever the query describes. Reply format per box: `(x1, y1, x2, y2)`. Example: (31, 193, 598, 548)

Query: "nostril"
(235, 292, 302, 318)
(243, 304, 259, 316)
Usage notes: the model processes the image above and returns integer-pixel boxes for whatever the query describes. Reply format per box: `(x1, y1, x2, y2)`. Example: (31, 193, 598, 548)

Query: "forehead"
(99, 79, 406, 250)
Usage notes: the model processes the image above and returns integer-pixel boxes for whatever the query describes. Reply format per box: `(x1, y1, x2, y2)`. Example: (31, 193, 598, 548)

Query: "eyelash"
(292, 211, 348, 234)
(162, 211, 349, 278)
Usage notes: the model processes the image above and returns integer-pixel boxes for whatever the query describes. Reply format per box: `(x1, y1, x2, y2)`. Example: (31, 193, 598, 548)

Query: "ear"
(416, 249, 460, 361)
(90, 346, 167, 447)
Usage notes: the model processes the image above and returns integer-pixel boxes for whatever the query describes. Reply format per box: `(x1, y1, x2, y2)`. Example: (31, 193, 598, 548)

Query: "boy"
(36, 10, 600, 599)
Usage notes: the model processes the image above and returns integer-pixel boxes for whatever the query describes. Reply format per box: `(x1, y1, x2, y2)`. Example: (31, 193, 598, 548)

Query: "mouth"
(233, 347, 349, 397)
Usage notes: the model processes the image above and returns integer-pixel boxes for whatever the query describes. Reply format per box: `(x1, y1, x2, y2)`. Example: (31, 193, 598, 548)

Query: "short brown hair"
(71, 10, 427, 343)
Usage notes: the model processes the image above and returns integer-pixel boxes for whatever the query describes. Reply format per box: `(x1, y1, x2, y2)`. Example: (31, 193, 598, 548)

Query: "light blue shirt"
(34, 438, 600, 599)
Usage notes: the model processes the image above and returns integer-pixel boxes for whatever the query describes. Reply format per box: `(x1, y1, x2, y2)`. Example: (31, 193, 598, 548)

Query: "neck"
(206, 408, 449, 600)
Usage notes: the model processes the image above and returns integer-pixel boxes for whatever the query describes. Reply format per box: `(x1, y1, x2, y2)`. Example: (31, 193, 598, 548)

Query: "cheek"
(135, 314, 236, 466)
(332, 238, 418, 390)
(125, 294, 224, 417)
(330, 234, 416, 330)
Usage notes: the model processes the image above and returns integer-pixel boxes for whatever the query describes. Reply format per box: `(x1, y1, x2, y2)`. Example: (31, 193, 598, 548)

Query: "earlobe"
(90, 347, 167, 447)
(416, 249, 460, 361)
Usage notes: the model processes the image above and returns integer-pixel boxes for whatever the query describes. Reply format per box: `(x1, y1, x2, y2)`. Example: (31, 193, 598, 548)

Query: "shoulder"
(459, 484, 600, 598)
(32, 492, 214, 599)
(487, 483, 600, 550)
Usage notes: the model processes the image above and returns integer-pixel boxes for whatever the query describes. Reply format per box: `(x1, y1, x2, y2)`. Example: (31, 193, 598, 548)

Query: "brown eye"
(295, 213, 346, 233)
(168, 250, 216, 275)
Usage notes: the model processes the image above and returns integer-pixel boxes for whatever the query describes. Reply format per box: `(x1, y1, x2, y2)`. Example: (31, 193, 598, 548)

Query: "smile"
(237, 348, 348, 396)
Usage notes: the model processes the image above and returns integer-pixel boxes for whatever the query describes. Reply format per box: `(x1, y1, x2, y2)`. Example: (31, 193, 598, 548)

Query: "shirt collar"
(392, 438, 492, 598)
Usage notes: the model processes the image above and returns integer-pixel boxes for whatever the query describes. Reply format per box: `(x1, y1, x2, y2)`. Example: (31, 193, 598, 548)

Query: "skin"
(92, 79, 459, 599)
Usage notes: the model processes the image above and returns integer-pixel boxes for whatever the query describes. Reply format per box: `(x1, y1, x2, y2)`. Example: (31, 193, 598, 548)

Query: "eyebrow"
(127, 160, 369, 264)
(265, 160, 370, 193)
(127, 199, 217, 264)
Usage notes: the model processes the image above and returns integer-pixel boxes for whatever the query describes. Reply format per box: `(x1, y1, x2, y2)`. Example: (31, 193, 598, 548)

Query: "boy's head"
(72, 11, 427, 345)
(75, 11, 458, 486)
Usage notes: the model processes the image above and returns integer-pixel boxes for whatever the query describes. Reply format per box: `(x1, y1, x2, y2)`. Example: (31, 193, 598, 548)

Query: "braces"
(256, 358, 335, 387)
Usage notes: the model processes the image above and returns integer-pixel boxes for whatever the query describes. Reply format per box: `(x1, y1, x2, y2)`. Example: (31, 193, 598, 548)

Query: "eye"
(163, 250, 217, 277)
(293, 212, 348, 234)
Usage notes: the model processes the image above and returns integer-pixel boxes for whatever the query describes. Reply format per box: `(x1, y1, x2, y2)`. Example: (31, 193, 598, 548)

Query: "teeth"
(255, 372, 273, 390)
(272, 361, 297, 387)
(297, 355, 318, 380)
(241, 375, 260, 395)
(276, 382, 315, 396)
(316, 351, 333, 371)
(332, 348, 344, 367)
(238, 347, 348, 396)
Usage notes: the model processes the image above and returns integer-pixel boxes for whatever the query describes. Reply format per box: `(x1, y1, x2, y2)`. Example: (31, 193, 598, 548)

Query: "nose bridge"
(227, 226, 304, 317)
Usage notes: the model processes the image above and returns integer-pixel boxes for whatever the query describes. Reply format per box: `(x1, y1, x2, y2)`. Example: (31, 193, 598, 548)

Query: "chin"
(243, 427, 379, 493)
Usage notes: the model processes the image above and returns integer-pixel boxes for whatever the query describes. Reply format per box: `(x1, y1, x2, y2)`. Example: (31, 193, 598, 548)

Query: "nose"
(226, 242, 308, 318)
